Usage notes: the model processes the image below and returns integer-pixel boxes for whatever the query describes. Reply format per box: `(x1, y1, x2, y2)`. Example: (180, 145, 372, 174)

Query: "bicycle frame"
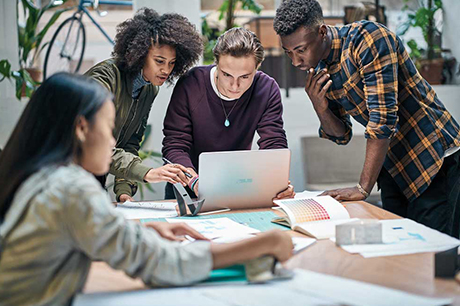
(76, 0, 132, 45)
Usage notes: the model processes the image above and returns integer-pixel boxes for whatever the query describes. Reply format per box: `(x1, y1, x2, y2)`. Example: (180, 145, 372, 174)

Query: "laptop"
(198, 149, 291, 212)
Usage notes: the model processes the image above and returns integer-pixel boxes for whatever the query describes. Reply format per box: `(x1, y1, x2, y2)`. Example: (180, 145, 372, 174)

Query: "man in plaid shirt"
(274, 0, 460, 237)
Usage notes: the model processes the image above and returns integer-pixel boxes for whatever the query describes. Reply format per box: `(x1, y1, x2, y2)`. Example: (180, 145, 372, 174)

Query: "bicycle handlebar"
(80, 0, 132, 7)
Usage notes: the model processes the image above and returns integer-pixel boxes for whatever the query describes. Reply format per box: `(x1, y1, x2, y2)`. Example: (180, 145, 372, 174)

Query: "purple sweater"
(162, 65, 287, 171)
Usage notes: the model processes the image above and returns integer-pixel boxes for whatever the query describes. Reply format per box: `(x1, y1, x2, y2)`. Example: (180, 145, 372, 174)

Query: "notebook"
(272, 196, 358, 239)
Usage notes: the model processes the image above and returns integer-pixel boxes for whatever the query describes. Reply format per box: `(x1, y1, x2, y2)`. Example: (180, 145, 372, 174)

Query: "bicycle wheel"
(43, 16, 86, 79)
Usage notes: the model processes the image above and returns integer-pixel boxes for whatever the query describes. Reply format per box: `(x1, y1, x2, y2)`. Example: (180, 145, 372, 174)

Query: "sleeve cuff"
(114, 180, 136, 201)
(177, 241, 213, 283)
(128, 163, 152, 182)
(319, 125, 353, 145)
(364, 122, 397, 140)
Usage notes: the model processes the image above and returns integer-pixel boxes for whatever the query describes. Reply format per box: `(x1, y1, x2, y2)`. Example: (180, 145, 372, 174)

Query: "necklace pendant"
(224, 119, 230, 127)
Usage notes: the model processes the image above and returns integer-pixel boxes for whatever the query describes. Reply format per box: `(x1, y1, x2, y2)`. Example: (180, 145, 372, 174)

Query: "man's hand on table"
(320, 186, 366, 201)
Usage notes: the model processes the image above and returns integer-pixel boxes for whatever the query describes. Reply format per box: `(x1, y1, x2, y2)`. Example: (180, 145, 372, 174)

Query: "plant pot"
(21, 67, 42, 97)
(417, 58, 444, 85)
(26, 67, 42, 83)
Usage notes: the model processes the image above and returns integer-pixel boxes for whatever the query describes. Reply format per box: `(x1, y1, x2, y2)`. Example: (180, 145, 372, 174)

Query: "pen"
(162, 157, 193, 178)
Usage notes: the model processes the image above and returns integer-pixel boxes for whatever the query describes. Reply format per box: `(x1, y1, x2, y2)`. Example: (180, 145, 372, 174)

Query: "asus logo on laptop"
(236, 178, 253, 184)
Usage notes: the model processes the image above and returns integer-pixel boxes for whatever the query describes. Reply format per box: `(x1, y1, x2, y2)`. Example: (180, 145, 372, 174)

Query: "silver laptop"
(198, 149, 291, 212)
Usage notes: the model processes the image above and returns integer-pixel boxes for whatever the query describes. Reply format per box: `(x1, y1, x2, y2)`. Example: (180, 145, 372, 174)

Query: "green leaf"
(218, 1, 228, 20)
(18, 0, 70, 68)
(396, 21, 410, 36)
(139, 124, 152, 149)
(138, 184, 144, 199)
(407, 39, 422, 60)
(240, 0, 262, 14)
(33, 7, 72, 63)
(11, 68, 37, 99)
(145, 183, 155, 193)
(0, 60, 12, 82)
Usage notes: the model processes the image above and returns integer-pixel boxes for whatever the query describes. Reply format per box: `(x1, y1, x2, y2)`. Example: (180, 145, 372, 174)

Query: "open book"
(272, 196, 358, 239)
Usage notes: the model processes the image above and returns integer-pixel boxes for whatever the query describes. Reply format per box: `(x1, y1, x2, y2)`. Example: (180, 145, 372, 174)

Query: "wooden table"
(83, 201, 460, 304)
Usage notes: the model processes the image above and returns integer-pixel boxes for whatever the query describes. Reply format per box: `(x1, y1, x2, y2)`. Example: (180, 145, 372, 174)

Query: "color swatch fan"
(273, 196, 358, 239)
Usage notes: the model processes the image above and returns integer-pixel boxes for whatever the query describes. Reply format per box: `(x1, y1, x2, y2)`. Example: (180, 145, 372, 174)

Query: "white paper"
(295, 218, 359, 239)
(337, 218, 460, 258)
(291, 237, 316, 254)
(166, 217, 260, 239)
(116, 202, 178, 220)
(74, 269, 451, 306)
(210, 235, 315, 254)
(122, 201, 177, 210)
(294, 190, 324, 199)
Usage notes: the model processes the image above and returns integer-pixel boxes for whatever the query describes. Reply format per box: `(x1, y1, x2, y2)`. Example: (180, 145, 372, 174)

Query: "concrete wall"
(442, 0, 460, 84)
(0, 0, 27, 149)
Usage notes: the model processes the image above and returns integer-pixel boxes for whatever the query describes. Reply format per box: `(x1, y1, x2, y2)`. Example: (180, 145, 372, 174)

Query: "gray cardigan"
(0, 164, 212, 306)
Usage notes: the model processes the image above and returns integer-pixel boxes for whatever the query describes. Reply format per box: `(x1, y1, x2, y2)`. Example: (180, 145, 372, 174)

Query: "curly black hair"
(274, 0, 324, 36)
(112, 8, 203, 82)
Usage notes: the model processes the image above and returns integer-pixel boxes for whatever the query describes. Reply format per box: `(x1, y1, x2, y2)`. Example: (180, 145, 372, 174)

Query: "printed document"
(336, 218, 460, 258)
(166, 217, 260, 239)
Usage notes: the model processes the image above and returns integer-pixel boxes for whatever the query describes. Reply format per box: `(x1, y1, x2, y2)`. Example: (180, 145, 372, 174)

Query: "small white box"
(335, 219, 382, 245)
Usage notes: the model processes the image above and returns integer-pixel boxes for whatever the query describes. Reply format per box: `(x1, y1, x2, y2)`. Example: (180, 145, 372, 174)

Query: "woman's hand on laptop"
(274, 181, 295, 200)
(144, 221, 209, 241)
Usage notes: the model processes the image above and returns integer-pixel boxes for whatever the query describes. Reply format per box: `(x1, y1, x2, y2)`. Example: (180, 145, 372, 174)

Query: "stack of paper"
(116, 201, 178, 220)
(336, 218, 460, 258)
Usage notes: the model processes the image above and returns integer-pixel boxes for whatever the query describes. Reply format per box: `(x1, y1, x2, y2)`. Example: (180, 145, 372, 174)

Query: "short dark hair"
(112, 8, 203, 82)
(274, 0, 324, 36)
(0, 73, 110, 221)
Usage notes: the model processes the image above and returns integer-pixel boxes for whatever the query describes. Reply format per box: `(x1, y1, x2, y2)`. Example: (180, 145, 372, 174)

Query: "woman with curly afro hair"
(85, 8, 203, 202)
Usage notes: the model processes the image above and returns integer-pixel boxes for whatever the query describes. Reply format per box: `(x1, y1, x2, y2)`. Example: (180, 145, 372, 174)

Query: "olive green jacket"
(85, 59, 159, 200)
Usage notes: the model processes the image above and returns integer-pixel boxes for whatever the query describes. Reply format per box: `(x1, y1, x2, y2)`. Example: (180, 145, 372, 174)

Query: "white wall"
(442, 0, 460, 84)
(134, 0, 201, 30)
(0, 0, 27, 149)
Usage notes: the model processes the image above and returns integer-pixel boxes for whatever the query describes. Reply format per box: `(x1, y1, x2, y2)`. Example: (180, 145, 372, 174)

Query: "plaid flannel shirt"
(318, 21, 460, 202)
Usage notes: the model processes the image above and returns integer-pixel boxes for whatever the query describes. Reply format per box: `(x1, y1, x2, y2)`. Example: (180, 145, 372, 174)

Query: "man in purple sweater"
(162, 27, 295, 200)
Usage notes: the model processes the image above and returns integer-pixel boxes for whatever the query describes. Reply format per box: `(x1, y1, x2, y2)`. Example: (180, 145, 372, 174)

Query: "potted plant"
(398, 0, 444, 84)
(218, 0, 262, 30)
(0, 0, 69, 99)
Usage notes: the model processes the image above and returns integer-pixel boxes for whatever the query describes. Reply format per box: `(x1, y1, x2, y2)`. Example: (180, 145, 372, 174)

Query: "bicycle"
(43, 0, 132, 79)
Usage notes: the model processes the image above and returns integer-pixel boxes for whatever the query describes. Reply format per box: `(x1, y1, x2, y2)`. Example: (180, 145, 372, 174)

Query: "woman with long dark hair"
(85, 8, 203, 202)
(0, 73, 292, 306)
